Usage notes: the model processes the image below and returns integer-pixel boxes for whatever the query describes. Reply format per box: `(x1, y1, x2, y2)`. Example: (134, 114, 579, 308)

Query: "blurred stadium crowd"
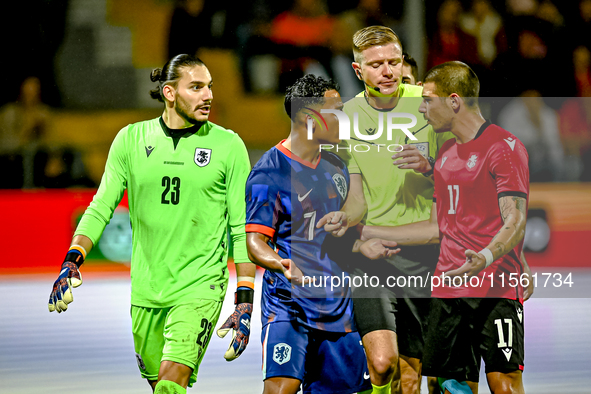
(1, 0, 591, 188)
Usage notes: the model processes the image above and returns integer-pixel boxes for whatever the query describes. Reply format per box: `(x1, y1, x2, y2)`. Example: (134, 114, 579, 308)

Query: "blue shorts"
(262, 320, 371, 394)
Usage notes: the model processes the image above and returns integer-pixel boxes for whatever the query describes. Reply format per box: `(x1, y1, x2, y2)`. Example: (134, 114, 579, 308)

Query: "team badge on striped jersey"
(194, 148, 211, 167)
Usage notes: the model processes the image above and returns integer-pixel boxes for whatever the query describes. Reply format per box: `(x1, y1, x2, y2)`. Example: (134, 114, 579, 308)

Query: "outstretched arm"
(447, 196, 527, 277)
(352, 238, 401, 260)
(360, 202, 439, 246)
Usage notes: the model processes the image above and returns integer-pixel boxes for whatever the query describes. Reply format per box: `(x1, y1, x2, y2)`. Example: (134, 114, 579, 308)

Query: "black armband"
(235, 288, 254, 304)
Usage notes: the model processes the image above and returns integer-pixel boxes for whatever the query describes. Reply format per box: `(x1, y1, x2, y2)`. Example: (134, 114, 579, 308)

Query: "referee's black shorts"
(350, 245, 439, 359)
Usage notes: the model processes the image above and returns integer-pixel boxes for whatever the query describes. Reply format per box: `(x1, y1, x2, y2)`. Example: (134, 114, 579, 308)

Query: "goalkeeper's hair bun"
(149, 54, 207, 102)
(150, 68, 163, 83)
(149, 68, 164, 101)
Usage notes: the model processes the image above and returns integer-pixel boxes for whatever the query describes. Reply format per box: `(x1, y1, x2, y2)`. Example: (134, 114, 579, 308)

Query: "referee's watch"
(423, 156, 436, 177)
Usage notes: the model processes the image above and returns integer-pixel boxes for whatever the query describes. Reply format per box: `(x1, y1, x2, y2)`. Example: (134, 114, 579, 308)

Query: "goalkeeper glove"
(216, 287, 253, 361)
(48, 247, 84, 313)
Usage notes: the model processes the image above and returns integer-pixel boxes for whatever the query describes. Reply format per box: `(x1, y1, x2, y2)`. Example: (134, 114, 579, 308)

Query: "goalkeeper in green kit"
(47, 54, 256, 393)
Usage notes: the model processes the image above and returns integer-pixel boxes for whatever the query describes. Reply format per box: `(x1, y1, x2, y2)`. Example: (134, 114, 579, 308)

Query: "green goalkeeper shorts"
(131, 299, 223, 386)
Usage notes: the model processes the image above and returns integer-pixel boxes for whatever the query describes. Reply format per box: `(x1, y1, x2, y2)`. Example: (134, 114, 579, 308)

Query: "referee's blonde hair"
(352, 26, 402, 63)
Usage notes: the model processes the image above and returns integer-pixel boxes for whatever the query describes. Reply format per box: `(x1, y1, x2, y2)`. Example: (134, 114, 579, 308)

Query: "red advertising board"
(0, 184, 589, 276)
(0, 189, 129, 275)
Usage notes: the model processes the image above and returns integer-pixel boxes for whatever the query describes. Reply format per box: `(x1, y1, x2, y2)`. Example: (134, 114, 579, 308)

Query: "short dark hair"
(284, 74, 339, 120)
(403, 52, 420, 83)
(423, 61, 480, 107)
(149, 54, 207, 102)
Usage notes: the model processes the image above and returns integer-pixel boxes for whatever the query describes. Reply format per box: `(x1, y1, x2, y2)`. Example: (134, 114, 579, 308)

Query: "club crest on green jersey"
(194, 148, 211, 167)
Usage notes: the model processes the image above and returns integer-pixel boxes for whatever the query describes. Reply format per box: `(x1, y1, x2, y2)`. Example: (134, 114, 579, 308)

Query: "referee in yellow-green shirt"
(335, 26, 454, 394)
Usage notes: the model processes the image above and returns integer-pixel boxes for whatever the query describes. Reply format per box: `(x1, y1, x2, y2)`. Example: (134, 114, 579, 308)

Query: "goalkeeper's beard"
(175, 95, 210, 124)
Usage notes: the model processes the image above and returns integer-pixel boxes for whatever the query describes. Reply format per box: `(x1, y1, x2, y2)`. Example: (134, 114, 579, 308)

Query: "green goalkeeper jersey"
(339, 84, 454, 226)
(75, 117, 251, 308)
